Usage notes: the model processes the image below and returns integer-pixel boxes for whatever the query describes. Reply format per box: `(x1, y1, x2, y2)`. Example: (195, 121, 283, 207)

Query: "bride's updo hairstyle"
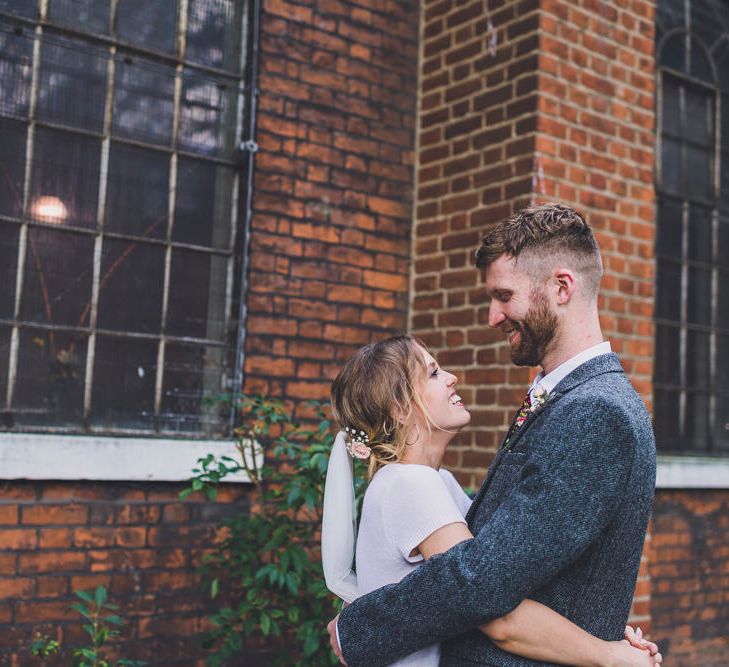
(331, 335, 430, 479)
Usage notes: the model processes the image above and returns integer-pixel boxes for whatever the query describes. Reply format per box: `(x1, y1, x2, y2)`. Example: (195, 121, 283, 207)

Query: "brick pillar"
(412, 0, 656, 629)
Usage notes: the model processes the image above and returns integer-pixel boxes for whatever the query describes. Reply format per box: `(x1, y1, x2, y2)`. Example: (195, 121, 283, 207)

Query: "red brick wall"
(245, 0, 420, 409)
(0, 481, 246, 665)
(650, 490, 729, 666)
(0, 0, 420, 663)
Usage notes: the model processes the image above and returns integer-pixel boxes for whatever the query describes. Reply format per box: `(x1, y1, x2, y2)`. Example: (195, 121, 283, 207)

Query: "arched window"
(654, 0, 729, 453)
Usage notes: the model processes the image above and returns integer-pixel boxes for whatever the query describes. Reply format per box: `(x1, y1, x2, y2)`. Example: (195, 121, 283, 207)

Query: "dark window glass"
(689, 40, 713, 82)
(653, 389, 682, 447)
(686, 267, 711, 325)
(0, 1, 38, 18)
(105, 143, 169, 239)
(91, 335, 157, 430)
(714, 395, 729, 451)
(36, 35, 107, 132)
(686, 330, 710, 389)
(684, 87, 712, 145)
(654, 324, 681, 385)
(662, 76, 680, 136)
(662, 33, 686, 72)
(0, 221, 19, 318)
(30, 127, 101, 229)
(661, 137, 681, 193)
(160, 342, 227, 434)
(117, 0, 176, 54)
(19, 227, 94, 327)
(112, 55, 175, 147)
(717, 335, 729, 391)
(12, 328, 87, 427)
(656, 197, 683, 259)
(0, 21, 33, 118)
(0, 116, 26, 217)
(96, 239, 165, 334)
(655, 260, 682, 321)
(686, 144, 712, 201)
(47, 0, 110, 34)
(166, 249, 227, 339)
(0, 326, 9, 403)
(687, 205, 712, 264)
(173, 157, 233, 248)
(717, 270, 729, 329)
(186, 0, 241, 71)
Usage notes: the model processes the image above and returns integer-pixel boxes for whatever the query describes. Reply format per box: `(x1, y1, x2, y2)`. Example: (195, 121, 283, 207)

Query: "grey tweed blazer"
(337, 353, 656, 666)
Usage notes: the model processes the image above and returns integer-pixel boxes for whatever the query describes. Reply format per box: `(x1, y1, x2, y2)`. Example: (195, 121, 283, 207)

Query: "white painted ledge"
(656, 455, 729, 489)
(0, 433, 253, 482)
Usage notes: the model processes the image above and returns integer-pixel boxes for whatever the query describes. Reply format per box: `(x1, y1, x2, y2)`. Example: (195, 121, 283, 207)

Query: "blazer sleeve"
(337, 396, 638, 667)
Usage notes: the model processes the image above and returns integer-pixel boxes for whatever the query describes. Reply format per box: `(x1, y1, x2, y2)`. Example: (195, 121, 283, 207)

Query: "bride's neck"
(400, 428, 452, 470)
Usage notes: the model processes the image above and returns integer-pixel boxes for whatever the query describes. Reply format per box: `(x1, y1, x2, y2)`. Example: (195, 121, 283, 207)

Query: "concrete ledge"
(656, 455, 729, 489)
(0, 433, 252, 482)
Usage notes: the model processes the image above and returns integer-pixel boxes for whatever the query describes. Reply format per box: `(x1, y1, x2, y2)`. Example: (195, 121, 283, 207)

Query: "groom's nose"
(488, 301, 506, 328)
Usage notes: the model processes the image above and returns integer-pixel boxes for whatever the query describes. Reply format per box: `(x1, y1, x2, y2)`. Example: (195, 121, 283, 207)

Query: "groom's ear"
(553, 267, 576, 305)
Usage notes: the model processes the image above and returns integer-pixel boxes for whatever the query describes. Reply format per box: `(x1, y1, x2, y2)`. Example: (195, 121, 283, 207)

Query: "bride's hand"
(606, 639, 663, 667)
(624, 625, 660, 656)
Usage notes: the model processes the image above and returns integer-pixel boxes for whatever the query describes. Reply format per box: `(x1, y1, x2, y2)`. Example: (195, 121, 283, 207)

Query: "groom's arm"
(336, 397, 641, 667)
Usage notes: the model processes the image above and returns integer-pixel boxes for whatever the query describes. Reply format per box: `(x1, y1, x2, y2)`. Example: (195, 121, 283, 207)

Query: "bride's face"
(415, 347, 471, 435)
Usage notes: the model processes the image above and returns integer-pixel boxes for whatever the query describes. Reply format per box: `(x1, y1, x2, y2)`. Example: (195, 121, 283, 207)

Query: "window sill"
(656, 455, 729, 489)
(0, 433, 253, 482)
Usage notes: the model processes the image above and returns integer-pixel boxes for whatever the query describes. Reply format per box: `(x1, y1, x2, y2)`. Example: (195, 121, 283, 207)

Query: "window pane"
(166, 249, 227, 340)
(718, 269, 729, 329)
(91, 335, 156, 430)
(96, 239, 165, 334)
(186, 0, 241, 71)
(654, 324, 680, 386)
(36, 34, 107, 132)
(30, 127, 100, 229)
(117, 0, 177, 54)
(686, 266, 711, 325)
(655, 259, 682, 321)
(686, 144, 713, 201)
(173, 157, 233, 248)
(661, 136, 681, 193)
(656, 197, 683, 259)
(0, 221, 19, 318)
(661, 75, 680, 136)
(47, 0, 110, 34)
(723, 95, 729, 156)
(105, 142, 169, 239)
(112, 55, 175, 146)
(714, 394, 729, 452)
(689, 40, 713, 83)
(691, 2, 723, 54)
(0, 20, 34, 118)
(685, 391, 710, 451)
(178, 71, 236, 157)
(20, 227, 94, 327)
(0, 116, 26, 217)
(0, 326, 10, 405)
(160, 342, 228, 435)
(660, 32, 686, 72)
(12, 327, 87, 427)
(653, 389, 681, 451)
(0, 1, 38, 18)
(684, 86, 712, 146)
(686, 329, 710, 389)
(687, 204, 712, 264)
(718, 335, 729, 391)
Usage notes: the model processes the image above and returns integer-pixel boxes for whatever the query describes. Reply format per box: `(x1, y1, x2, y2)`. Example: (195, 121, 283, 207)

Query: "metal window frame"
(0, 0, 256, 440)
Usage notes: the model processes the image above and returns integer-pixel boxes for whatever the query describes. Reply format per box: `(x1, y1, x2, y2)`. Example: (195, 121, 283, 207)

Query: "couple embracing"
(321, 204, 660, 667)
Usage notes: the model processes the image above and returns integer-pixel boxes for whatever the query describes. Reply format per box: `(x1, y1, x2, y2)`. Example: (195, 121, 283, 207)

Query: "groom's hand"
(327, 614, 348, 666)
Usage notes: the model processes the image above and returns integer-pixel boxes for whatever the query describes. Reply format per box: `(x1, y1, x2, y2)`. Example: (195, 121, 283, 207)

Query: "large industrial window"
(0, 1, 252, 439)
(654, 0, 729, 454)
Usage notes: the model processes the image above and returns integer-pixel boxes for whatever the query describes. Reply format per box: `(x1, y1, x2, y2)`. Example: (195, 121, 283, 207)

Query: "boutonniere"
(530, 386, 549, 412)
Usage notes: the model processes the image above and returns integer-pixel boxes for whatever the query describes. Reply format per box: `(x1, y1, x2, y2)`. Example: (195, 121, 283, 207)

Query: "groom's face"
(484, 255, 558, 367)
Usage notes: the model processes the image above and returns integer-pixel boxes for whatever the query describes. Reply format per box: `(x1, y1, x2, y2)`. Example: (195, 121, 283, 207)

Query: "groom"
(327, 203, 656, 665)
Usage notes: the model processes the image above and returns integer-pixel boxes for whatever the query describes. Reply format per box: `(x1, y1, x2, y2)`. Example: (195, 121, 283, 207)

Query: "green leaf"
(210, 578, 219, 599)
(260, 612, 271, 636)
(75, 589, 94, 603)
(95, 585, 108, 608)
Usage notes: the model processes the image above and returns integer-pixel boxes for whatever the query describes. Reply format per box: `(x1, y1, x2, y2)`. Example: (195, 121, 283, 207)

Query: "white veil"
(321, 431, 358, 603)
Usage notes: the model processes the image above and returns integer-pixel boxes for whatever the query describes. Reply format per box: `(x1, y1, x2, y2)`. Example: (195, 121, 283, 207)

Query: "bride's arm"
(418, 524, 659, 667)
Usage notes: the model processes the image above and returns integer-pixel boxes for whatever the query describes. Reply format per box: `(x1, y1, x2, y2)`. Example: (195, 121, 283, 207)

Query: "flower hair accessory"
(344, 427, 371, 459)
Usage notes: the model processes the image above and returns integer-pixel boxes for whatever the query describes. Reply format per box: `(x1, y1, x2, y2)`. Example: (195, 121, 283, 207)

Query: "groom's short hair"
(475, 202, 603, 300)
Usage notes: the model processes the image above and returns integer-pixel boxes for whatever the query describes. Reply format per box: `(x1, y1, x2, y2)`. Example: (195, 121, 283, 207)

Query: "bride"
(322, 335, 660, 667)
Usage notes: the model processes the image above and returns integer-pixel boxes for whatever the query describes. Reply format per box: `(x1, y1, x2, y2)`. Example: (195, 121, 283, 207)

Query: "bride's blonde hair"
(330, 335, 432, 479)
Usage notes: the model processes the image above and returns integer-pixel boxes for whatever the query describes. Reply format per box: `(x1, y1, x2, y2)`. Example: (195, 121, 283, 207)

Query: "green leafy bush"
(181, 396, 366, 666)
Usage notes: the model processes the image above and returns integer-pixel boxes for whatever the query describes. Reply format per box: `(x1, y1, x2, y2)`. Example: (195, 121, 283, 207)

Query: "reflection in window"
(0, 2, 251, 437)
(654, 0, 729, 453)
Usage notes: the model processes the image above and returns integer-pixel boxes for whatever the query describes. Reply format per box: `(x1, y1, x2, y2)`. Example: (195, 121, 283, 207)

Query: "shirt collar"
(529, 341, 612, 398)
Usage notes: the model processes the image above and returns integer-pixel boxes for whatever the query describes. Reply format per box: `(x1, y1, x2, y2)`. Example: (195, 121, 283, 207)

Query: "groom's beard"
(510, 292, 558, 367)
